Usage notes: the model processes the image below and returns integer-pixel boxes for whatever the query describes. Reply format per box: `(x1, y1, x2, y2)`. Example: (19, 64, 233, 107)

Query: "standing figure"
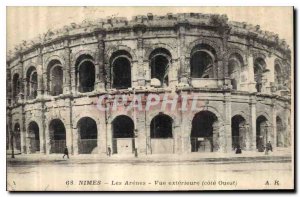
(107, 146, 111, 157)
(63, 146, 69, 159)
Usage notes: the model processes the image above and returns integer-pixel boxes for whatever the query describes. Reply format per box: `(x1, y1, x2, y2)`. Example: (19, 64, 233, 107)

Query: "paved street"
(7, 153, 293, 191)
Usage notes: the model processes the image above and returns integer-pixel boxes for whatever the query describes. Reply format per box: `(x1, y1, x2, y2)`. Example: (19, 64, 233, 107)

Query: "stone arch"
(144, 43, 177, 61)
(224, 48, 247, 65)
(254, 57, 267, 92)
(227, 52, 245, 90)
(111, 115, 135, 154)
(150, 113, 173, 138)
(184, 38, 222, 59)
(190, 110, 220, 152)
(231, 114, 248, 150)
(276, 116, 285, 147)
(256, 115, 271, 150)
(13, 122, 21, 151)
(109, 50, 132, 89)
(44, 55, 65, 70)
(27, 121, 40, 153)
(25, 66, 38, 99)
(49, 118, 66, 154)
(12, 73, 21, 100)
(75, 54, 95, 93)
(47, 59, 64, 96)
(148, 48, 172, 87)
(71, 50, 96, 65)
(105, 45, 137, 63)
(77, 117, 98, 154)
(274, 59, 284, 88)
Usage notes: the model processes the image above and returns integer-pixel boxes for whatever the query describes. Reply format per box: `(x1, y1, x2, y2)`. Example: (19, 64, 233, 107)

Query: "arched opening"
(275, 64, 283, 90)
(276, 116, 284, 147)
(110, 51, 132, 89)
(47, 60, 63, 96)
(256, 115, 269, 150)
(150, 114, 174, 154)
(254, 58, 266, 93)
(26, 67, 38, 99)
(112, 115, 134, 154)
(76, 55, 95, 93)
(14, 123, 21, 151)
(77, 117, 98, 154)
(190, 44, 216, 78)
(191, 111, 218, 152)
(149, 48, 171, 87)
(49, 119, 66, 153)
(12, 73, 21, 101)
(228, 53, 244, 90)
(231, 115, 247, 150)
(28, 121, 40, 153)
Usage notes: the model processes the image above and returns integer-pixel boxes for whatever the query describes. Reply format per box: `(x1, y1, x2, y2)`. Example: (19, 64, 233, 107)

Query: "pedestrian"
(235, 145, 242, 154)
(63, 146, 69, 159)
(107, 146, 111, 157)
(266, 141, 273, 152)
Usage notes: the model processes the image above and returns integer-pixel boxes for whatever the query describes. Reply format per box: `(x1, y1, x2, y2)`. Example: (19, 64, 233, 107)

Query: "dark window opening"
(254, 58, 265, 93)
(49, 119, 66, 153)
(275, 64, 283, 89)
(231, 115, 246, 149)
(112, 57, 131, 89)
(276, 116, 284, 147)
(191, 51, 214, 78)
(47, 60, 63, 96)
(150, 114, 173, 138)
(79, 61, 95, 93)
(112, 115, 134, 138)
(150, 48, 171, 87)
(256, 115, 268, 149)
(228, 54, 243, 90)
(191, 111, 218, 152)
(26, 67, 38, 99)
(14, 123, 21, 151)
(12, 74, 21, 100)
(28, 121, 40, 153)
(77, 117, 98, 154)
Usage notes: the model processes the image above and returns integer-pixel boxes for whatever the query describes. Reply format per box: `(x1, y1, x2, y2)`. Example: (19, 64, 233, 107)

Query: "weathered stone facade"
(6, 13, 292, 156)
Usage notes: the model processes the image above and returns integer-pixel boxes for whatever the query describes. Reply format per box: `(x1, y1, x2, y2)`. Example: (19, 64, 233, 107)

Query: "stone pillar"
(224, 92, 232, 152)
(63, 40, 71, 94)
(285, 103, 291, 147)
(72, 127, 78, 155)
(37, 47, 44, 98)
(95, 31, 106, 91)
(39, 119, 46, 154)
(249, 95, 257, 151)
(177, 23, 189, 84)
(247, 54, 256, 92)
(169, 59, 179, 89)
(106, 122, 112, 152)
(45, 126, 51, 154)
(136, 32, 146, 87)
(98, 118, 107, 155)
(271, 99, 277, 150)
(145, 124, 151, 155)
(135, 111, 146, 155)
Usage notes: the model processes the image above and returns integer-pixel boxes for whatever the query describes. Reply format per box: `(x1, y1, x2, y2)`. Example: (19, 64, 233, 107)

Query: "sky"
(6, 6, 293, 52)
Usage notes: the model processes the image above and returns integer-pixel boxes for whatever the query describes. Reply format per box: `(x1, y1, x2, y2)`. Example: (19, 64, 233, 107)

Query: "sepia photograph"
(6, 6, 294, 191)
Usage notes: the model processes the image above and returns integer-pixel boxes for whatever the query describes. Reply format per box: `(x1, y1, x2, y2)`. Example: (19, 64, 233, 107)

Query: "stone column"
(137, 32, 146, 86)
(63, 40, 71, 94)
(98, 118, 107, 155)
(45, 125, 51, 154)
(37, 47, 44, 98)
(249, 95, 257, 151)
(135, 111, 146, 155)
(72, 126, 78, 155)
(223, 92, 232, 152)
(106, 122, 112, 152)
(177, 23, 189, 84)
(271, 99, 277, 150)
(145, 124, 151, 155)
(247, 54, 256, 92)
(95, 31, 106, 91)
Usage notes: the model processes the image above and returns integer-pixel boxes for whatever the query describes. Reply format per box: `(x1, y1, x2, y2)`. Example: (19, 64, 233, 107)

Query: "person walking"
(63, 146, 69, 159)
